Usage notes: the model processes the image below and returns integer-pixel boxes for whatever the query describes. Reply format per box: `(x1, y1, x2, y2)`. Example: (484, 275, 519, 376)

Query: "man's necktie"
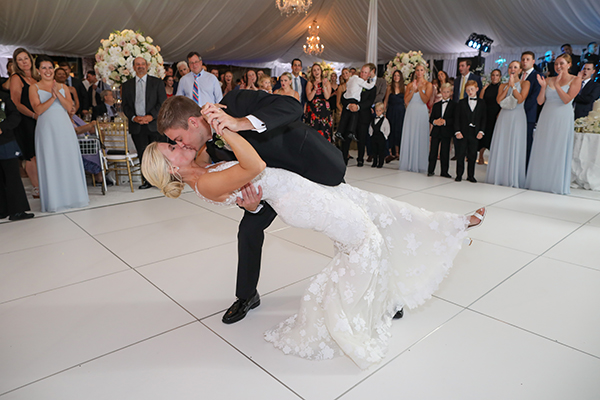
(460, 77, 466, 99)
(193, 73, 200, 105)
(294, 77, 299, 93)
(135, 79, 145, 116)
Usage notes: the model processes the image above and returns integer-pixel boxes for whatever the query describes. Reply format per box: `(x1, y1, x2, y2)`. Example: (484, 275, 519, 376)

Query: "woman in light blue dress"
(399, 64, 432, 173)
(486, 61, 530, 188)
(29, 55, 88, 212)
(525, 54, 582, 195)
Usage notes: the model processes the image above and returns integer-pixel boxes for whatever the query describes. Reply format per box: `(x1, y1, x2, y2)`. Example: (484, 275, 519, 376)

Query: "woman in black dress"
(383, 70, 406, 161)
(9, 48, 39, 198)
(305, 63, 333, 142)
(478, 69, 502, 164)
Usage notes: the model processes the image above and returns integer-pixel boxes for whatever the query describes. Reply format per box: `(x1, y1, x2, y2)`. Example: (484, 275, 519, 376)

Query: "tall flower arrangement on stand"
(384, 51, 429, 84)
(95, 29, 165, 87)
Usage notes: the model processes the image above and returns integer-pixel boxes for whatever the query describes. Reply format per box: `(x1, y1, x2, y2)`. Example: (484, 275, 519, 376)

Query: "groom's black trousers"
(236, 203, 278, 300)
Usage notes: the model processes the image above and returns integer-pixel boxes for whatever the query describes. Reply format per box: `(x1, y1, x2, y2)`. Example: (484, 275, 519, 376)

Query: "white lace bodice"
(195, 161, 469, 369)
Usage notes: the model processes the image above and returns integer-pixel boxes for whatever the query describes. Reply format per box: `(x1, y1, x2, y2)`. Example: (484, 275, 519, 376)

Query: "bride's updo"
(142, 142, 185, 199)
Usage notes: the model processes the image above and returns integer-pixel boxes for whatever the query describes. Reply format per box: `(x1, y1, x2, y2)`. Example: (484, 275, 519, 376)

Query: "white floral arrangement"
(480, 73, 509, 87)
(306, 60, 334, 80)
(385, 51, 429, 84)
(575, 99, 600, 133)
(95, 29, 165, 87)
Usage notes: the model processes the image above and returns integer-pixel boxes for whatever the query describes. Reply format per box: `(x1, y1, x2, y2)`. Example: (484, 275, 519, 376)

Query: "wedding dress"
(196, 162, 469, 369)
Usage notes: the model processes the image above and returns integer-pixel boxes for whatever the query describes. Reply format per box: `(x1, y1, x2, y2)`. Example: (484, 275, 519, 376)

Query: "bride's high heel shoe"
(467, 207, 486, 230)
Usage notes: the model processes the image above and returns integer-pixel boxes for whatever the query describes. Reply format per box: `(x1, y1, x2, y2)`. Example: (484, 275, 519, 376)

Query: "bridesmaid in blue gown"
(525, 54, 582, 195)
(486, 61, 530, 188)
(29, 55, 88, 212)
(399, 65, 432, 173)
(384, 70, 406, 161)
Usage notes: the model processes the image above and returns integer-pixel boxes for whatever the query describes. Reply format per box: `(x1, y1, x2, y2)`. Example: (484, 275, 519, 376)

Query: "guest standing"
(0, 90, 34, 220)
(9, 48, 39, 198)
(122, 56, 168, 189)
(573, 62, 600, 119)
(239, 70, 258, 91)
(478, 69, 502, 164)
(525, 54, 581, 195)
(427, 83, 455, 178)
(521, 51, 541, 167)
(368, 102, 390, 168)
(454, 81, 486, 182)
(29, 55, 88, 212)
(453, 60, 482, 102)
(176, 52, 223, 106)
(164, 76, 175, 98)
(305, 63, 333, 142)
(273, 73, 300, 101)
(222, 71, 235, 96)
(485, 61, 529, 188)
(383, 70, 406, 162)
(399, 64, 432, 173)
(273, 59, 307, 108)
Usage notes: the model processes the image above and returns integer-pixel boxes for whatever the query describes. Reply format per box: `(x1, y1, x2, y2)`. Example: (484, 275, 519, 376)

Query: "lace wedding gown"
(197, 162, 469, 369)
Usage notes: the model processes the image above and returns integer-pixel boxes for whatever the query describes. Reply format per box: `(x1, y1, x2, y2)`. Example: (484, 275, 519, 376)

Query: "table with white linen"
(571, 131, 600, 190)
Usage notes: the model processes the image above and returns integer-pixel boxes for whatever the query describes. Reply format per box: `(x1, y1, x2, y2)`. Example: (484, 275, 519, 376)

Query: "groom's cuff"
(246, 115, 267, 133)
(245, 203, 264, 214)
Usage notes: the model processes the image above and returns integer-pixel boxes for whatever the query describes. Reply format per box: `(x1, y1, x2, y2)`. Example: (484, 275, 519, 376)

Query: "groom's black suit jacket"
(206, 89, 346, 186)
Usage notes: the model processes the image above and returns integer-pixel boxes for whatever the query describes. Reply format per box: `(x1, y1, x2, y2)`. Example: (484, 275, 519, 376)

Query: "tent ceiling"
(1, 0, 599, 64)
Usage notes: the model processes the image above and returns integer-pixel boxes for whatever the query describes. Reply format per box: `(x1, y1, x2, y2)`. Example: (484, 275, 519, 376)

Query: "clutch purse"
(499, 87, 518, 110)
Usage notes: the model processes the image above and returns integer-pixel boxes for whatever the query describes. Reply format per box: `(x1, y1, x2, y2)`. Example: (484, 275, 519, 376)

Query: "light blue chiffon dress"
(35, 86, 89, 212)
(399, 91, 429, 173)
(485, 82, 527, 188)
(525, 82, 574, 195)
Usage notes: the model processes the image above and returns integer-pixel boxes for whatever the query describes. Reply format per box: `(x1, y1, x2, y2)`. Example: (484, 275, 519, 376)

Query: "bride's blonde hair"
(141, 142, 185, 199)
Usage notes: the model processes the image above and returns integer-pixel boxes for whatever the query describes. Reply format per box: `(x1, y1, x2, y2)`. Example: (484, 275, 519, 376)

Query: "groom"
(157, 92, 346, 323)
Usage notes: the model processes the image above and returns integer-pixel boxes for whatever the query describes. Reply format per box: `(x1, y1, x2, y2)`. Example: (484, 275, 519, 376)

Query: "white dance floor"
(1, 157, 600, 399)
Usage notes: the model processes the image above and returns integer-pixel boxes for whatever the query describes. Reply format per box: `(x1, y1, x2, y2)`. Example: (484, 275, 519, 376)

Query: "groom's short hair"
(157, 96, 203, 133)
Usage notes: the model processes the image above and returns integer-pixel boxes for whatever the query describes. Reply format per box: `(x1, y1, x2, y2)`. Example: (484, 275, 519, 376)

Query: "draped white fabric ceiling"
(1, 0, 599, 66)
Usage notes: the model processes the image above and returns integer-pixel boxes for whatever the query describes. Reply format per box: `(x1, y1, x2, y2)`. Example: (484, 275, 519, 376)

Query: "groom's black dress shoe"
(393, 308, 404, 319)
(222, 292, 260, 324)
(139, 182, 153, 190)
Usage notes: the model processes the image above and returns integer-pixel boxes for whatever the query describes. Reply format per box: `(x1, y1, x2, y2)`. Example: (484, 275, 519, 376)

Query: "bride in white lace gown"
(142, 129, 484, 369)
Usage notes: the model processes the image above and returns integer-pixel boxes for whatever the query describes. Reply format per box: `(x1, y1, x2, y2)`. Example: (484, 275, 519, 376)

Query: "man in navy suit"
(453, 59, 482, 102)
(122, 56, 167, 189)
(272, 58, 307, 107)
(521, 51, 542, 167)
(574, 62, 600, 120)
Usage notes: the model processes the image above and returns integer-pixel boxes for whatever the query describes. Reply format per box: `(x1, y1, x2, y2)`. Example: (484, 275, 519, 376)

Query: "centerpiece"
(384, 51, 429, 84)
(95, 29, 165, 87)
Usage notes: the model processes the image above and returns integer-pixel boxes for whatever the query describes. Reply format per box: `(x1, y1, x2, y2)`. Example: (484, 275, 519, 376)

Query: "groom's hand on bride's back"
(236, 183, 263, 212)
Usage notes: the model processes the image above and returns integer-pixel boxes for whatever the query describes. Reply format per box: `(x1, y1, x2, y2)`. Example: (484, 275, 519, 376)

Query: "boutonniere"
(213, 132, 230, 150)
(0, 101, 5, 124)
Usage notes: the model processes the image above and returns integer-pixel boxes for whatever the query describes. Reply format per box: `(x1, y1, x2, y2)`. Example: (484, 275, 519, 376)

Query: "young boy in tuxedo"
(368, 102, 390, 168)
(428, 83, 455, 178)
(454, 80, 486, 182)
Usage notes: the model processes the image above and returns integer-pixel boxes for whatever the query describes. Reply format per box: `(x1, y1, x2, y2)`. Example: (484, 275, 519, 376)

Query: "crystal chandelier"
(303, 20, 324, 56)
(275, 0, 312, 16)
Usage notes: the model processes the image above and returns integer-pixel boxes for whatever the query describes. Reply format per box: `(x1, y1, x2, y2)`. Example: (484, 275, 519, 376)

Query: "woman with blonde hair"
(273, 72, 299, 101)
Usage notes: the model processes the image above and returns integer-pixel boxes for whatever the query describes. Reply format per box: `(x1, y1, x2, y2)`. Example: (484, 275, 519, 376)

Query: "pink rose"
(108, 65, 115, 71)
(130, 38, 137, 45)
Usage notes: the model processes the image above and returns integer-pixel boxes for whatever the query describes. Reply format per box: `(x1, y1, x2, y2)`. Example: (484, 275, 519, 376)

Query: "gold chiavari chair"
(97, 119, 140, 192)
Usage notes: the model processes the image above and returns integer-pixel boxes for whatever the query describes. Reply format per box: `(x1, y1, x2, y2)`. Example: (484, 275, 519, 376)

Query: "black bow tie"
(442, 100, 449, 103)
(469, 98, 477, 101)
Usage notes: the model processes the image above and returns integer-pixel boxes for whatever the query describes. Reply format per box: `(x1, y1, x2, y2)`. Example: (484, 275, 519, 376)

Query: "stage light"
(465, 33, 493, 53)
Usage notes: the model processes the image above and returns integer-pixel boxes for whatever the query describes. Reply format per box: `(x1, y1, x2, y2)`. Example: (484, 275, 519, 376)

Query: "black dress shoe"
(455, 176, 462, 182)
(366, 156, 373, 162)
(357, 161, 364, 167)
(441, 173, 452, 178)
(467, 177, 477, 183)
(371, 162, 377, 168)
(139, 182, 153, 190)
(9, 212, 34, 221)
(393, 308, 404, 319)
(427, 172, 434, 176)
(0, 213, 8, 219)
(222, 292, 260, 324)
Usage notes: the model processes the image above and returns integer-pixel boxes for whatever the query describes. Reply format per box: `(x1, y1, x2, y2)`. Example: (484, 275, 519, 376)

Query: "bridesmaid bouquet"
(95, 29, 165, 87)
(385, 51, 429, 84)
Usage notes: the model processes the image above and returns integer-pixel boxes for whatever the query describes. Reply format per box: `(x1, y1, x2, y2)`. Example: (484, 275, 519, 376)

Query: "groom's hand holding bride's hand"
(236, 182, 263, 212)
(202, 102, 254, 135)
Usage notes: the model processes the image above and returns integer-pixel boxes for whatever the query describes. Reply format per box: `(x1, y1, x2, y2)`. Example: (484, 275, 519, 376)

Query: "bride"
(142, 123, 485, 369)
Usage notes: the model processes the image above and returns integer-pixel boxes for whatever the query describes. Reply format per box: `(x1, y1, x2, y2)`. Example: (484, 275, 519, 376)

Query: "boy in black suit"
(428, 83, 455, 178)
(368, 102, 390, 168)
(454, 80, 486, 182)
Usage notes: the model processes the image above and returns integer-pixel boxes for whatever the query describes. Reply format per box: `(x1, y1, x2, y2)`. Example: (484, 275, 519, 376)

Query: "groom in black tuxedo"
(454, 81, 486, 183)
(157, 91, 346, 324)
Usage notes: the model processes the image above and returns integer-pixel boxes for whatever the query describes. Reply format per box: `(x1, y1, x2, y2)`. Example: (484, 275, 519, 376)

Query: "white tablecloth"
(571, 131, 600, 190)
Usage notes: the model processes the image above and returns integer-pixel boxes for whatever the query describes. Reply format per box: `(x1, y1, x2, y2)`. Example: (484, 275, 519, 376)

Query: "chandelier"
(303, 20, 324, 56)
(275, 0, 312, 16)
